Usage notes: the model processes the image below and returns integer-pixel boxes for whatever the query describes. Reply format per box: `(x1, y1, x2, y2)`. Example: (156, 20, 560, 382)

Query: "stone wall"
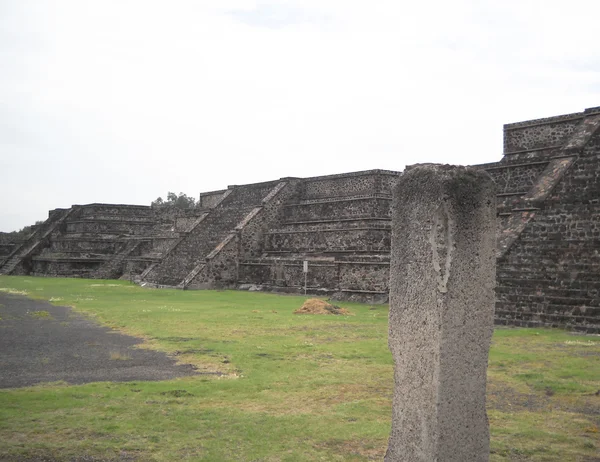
(199, 189, 227, 209)
(266, 227, 390, 253)
(486, 162, 548, 194)
(78, 204, 154, 220)
(65, 220, 156, 235)
(299, 170, 398, 199)
(282, 197, 391, 222)
(503, 112, 583, 153)
(31, 258, 108, 278)
(238, 258, 390, 298)
(47, 238, 125, 254)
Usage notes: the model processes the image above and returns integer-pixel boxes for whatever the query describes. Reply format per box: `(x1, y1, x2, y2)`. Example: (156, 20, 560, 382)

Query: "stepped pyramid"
(1, 106, 598, 332)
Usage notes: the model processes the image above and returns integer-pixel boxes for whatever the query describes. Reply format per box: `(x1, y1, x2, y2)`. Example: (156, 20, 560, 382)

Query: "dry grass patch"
(0, 287, 28, 296)
(294, 299, 353, 316)
(109, 351, 131, 361)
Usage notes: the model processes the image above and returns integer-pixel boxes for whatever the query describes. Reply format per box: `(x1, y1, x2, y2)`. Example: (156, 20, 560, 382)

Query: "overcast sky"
(1, 0, 599, 231)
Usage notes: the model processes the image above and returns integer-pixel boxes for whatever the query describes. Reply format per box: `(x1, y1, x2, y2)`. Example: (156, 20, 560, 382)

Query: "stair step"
(292, 194, 392, 205)
(280, 217, 391, 226)
(495, 309, 599, 324)
(496, 293, 599, 307)
(496, 285, 599, 298)
(498, 277, 600, 290)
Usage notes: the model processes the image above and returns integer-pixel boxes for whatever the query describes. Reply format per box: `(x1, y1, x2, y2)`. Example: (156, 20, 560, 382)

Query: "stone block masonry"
(0, 204, 188, 279)
(141, 179, 294, 288)
(385, 165, 496, 461)
(2, 106, 598, 332)
(491, 106, 600, 333)
(238, 170, 398, 298)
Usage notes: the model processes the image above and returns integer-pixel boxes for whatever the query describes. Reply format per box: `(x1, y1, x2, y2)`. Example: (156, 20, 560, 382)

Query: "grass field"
(0, 276, 598, 461)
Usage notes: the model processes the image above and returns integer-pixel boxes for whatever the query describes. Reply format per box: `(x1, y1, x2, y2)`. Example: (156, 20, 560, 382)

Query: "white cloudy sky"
(1, 0, 599, 231)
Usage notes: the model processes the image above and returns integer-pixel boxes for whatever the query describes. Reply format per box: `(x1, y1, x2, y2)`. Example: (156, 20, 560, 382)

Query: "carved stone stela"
(385, 164, 496, 462)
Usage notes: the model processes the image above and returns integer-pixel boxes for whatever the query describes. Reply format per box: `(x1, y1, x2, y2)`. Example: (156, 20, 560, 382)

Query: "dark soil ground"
(0, 293, 198, 389)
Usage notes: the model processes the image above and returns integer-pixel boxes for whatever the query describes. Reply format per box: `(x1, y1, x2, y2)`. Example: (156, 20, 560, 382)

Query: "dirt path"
(0, 293, 198, 388)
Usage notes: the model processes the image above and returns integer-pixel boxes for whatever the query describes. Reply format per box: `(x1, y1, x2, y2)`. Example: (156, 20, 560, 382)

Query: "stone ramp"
(0, 294, 201, 388)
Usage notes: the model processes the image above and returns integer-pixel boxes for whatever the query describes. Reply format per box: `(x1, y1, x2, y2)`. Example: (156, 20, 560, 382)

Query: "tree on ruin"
(151, 192, 197, 209)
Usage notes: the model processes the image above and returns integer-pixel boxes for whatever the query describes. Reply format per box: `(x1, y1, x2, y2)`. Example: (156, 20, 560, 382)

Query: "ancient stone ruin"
(385, 164, 496, 462)
(1, 106, 599, 333)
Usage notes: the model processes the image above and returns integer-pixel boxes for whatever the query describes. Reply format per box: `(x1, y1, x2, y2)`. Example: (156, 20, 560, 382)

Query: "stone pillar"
(385, 164, 496, 462)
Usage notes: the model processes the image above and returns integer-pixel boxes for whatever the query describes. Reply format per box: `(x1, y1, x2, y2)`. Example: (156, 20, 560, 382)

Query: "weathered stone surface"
(385, 164, 496, 462)
(492, 107, 600, 333)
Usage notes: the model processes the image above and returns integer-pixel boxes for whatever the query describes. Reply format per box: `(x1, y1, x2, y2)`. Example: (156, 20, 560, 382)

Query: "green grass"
(28, 309, 53, 319)
(0, 275, 598, 461)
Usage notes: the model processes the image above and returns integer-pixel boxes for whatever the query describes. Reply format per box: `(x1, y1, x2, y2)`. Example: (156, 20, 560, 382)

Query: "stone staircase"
(238, 170, 399, 300)
(0, 203, 195, 280)
(488, 106, 600, 333)
(0, 242, 19, 266)
(0, 207, 78, 275)
(29, 204, 160, 278)
(141, 180, 289, 288)
(94, 240, 145, 280)
(136, 211, 213, 280)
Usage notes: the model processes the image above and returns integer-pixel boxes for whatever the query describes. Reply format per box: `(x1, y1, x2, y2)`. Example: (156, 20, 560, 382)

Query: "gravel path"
(0, 293, 198, 388)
